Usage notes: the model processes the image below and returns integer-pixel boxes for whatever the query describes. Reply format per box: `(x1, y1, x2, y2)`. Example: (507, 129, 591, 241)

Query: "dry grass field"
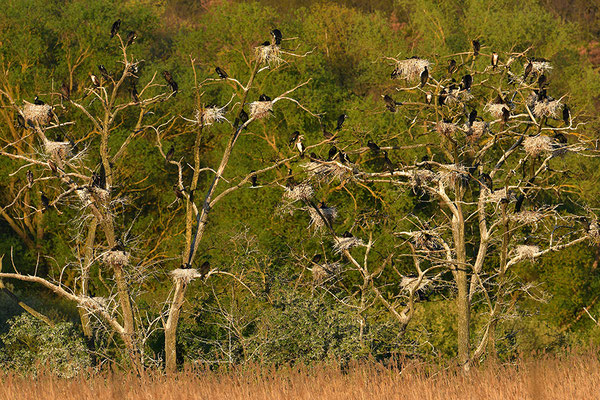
(1, 352, 599, 400)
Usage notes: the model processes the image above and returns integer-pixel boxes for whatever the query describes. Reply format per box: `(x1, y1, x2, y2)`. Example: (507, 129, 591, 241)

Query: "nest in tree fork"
(302, 161, 352, 182)
(22, 101, 53, 126)
(308, 205, 337, 230)
(392, 58, 430, 81)
(435, 121, 457, 136)
(312, 262, 341, 285)
(464, 121, 489, 142)
(410, 169, 437, 188)
(254, 44, 282, 65)
(283, 183, 314, 202)
(533, 99, 563, 119)
(531, 61, 552, 74)
(170, 268, 201, 284)
(589, 220, 600, 244)
(103, 250, 130, 266)
(514, 245, 539, 260)
(333, 236, 364, 253)
(437, 164, 469, 188)
(522, 135, 553, 157)
(249, 100, 273, 119)
(510, 211, 544, 224)
(195, 106, 226, 126)
(400, 275, 431, 292)
(484, 102, 510, 118)
(44, 141, 70, 160)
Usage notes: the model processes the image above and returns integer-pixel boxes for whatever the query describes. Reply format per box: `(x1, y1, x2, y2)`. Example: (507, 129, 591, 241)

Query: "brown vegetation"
(1, 352, 599, 400)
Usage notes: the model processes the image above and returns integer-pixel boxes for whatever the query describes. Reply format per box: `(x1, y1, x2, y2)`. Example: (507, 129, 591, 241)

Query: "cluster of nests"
(22, 101, 54, 126)
(391, 57, 430, 81)
(301, 161, 353, 183)
(195, 106, 226, 126)
(75, 186, 110, 208)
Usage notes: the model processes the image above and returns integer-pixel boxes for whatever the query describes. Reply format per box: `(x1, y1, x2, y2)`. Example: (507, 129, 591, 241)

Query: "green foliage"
(0, 313, 91, 377)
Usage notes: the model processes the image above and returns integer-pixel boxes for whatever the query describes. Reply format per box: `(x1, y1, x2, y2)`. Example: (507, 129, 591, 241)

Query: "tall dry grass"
(1, 352, 598, 400)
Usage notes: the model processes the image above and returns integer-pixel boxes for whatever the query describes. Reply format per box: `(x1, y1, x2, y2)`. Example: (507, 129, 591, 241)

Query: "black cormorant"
(110, 19, 121, 38)
(335, 114, 347, 131)
(215, 67, 228, 79)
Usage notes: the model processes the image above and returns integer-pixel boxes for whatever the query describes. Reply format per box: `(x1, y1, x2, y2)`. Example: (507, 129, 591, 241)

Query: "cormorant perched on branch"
(258, 94, 271, 102)
(166, 145, 174, 165)
(312, 254, 322, 264)
(126, 31, 137, 46)
(163, 71, 178, 95)
(327, 146, 338, 161)
(479, 172, 493, 191)
(563, 105, 570, 125)
(173, 185, 184, 200)
(425, 92, 433, 104)
(382, 150, 395, 172)
(250, 171, 258, 187)
(448, 59, 457, 74)
(215, 67, 228, 79)
(502, 107, 510, 124)
(367, 140, 380, 153)
(461, 74, 473, 91)
(90, 74, 100, 87)
(383, 94, 401, 112)
(130, 84, 139, 103)
(199, 261, 210, 278)
(26, 170, 34, 188)
(48, 160, 58, 175)
(61, 82, 70, 100)
(40, 191, 50, 210)
(438, 88, 447, 106)
(110, 19, 121, 38)
(420, 66, 429, 87)
(239, 109, 249, 125)
(289, 131, 300, 146)
(322, 125, 334, 140)
(341, 231, 353, 238)
(335, 114, 347, 131)
(34, 96, 44, 105)
(271, 29, 282, 45)
(98, 64, 110, 81)
(523, 61, 533, 80)
(112, 238, 125, 252)
(491, 52, 499, 68)
(468, 109, 477, 126)
(293, 134, 305, 157)
(537, 74, 547, 88)
(472, 40, 480, 56)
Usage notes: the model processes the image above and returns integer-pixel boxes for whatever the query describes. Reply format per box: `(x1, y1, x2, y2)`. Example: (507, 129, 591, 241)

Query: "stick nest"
(410, 169, 437, 188)
(438, 164, 469, 188)
(484, 103, 510, 118)
(22, 101, 53, 126)
(510, 211, 543, 224)
(283, 183, 314, 202)
(333, 236, 364, 253)
(533, 99, 563, 119)
(308, 205, 338, 230)
(435, 121, 458, 136)
(254, 44, 282, 65)
(523, 135, 553, 157)
(44, 141, 70, 160)
(103, 250, 130, 266)
(531, 61, 552, 74)
(302, 161, 353, 182)
(195, 106, 226, 126)
(589, 220, 600, 244)
(170, 268, 201, 284)
(392, 58, 430, 81)
(312, 262, 342, 286)
(400, 276, 431, 292)
(464, 121, 489, 142)
(445, 89, 474, 106)
(249, 100, 273, 119)
(514, 245, 540, 260)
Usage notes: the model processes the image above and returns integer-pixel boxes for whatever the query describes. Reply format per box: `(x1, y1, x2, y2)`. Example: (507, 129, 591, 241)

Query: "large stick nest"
(484, 102, 510, 118)
(400, 275, 432, 293)
(254, 43, 282, 65)
(522, 135, 554, 157)
(44, 140, 71, 160)
(283, 183, 314, 202)
(333, 236, 364, 253)
(533, 99, 563, 119)
(170, 268, 201, 284)
(302, 161, 353, 182)
(308, 205, 338, 230)
(392, 57, 430, 81)
(312, 262, 342, 286)
(195, 106, 226, 126)
(249, 100, 273, 119)
(22, 101, 53, 126)
(513, 245, 540, 260)
(103, 250, 130, 266)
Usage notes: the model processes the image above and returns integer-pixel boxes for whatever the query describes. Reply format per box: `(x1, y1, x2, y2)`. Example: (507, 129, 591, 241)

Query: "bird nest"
(249, 100, 273, 119)
(531, 61, 552, 74)
(484, 103, 510, 118)
(254, 43, 282, 65)
(170, 268, 201, 284)
(44, 141, 70, 160)
(400, 276, 431, 293)
(103, 250, 130, 266)
(90, 187, 110, 203)
(464, 121, 489, 142)
(510, 211, 543, 224)
(435, 121, 458, 136)
(445, 89, 474, 106)
(513, 245, 539, 260)
(523, 135, 553, 157)
(486, 188, 508, 203)
(312, 262, 342, 285)
(195, 106, 226, 126)
(283, 183, 314, 202)
(308, 206, 338, 230)
(589, 221, 600, 244)
(392, 58, 430, 81)
(410, 169, 437, 188)
(75, 188, 92, 207)
(333, 236, 364, 253)
(22, 101, 53, 126)
(533, 99, 562, 119)
(413, 231, 442, 251)
(91, 297, 109, 309)
(437, 164, 469, 188)
(302, 161, 353, 182)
